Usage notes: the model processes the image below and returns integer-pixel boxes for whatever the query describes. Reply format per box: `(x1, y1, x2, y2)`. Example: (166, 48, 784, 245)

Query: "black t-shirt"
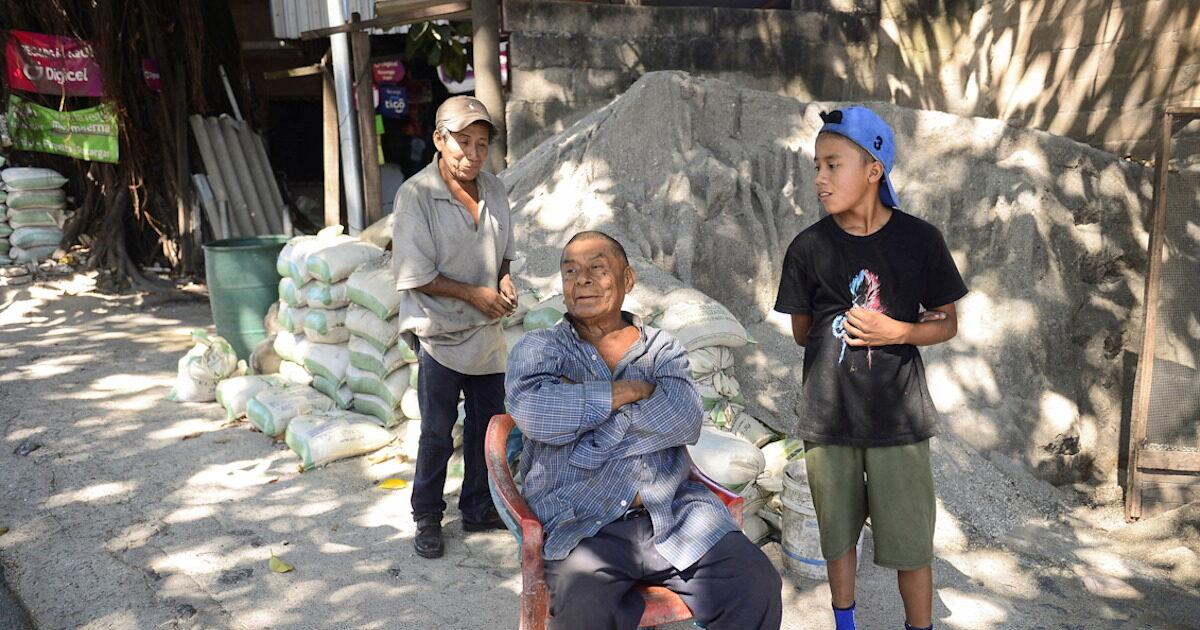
(774, 210, 968, 447)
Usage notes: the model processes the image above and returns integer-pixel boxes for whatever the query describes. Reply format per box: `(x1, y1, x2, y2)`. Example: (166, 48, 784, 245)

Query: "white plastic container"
(781, 459, 863, 581)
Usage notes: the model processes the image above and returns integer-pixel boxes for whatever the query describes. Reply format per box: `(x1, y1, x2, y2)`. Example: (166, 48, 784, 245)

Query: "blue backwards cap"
(818, 107, 900, 209)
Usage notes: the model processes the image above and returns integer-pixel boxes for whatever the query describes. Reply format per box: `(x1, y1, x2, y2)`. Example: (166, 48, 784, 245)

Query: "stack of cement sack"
(502, 289, 802, 544)
(1, 167, 69, 264)
(204, 227, 395, 471)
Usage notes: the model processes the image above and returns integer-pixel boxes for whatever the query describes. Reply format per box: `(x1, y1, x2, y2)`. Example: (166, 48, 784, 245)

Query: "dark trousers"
(543, 516, 783, 630)
(410, 349, 505, 522)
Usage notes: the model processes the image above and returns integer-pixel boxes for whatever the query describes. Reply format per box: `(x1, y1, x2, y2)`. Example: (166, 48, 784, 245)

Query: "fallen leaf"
(377, 478, 409, 490)
(0, 527, 8, 536)
(265, 477, 280, 484)
(330, 524, 340, 532)
(268, 554, 294, 573)
(213, 439, 231, 444)
(181, 432, 203, 440)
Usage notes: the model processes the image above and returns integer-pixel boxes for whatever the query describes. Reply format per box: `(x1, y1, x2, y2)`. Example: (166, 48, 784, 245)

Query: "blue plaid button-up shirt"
(506, 313, 739, 570)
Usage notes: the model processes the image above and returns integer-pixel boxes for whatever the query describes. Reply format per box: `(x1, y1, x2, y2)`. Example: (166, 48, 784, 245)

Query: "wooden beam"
(322, 54, 341, 228)
(1139, 449, 1200, 473)
(350, 14, 384, 227)
(263, 64, 324, 80)
(1126, 108, 1175, 522)
(300, 2, 471, 39)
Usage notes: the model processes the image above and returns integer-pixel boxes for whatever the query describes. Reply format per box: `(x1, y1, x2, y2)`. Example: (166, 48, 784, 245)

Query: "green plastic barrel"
(203, 235, 290, 360)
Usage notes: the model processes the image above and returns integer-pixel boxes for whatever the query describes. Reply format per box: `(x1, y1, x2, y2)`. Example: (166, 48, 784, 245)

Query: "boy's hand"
(842, 307, 911, 346)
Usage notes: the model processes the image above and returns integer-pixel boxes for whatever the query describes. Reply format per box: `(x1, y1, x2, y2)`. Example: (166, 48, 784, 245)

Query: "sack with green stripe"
(346, 304, 399, 353)
(303, 307, 349, 344)
(10, 226, 62, 249)
(302, 341, 350, 384)
(278, 277, 307, 308)
(247, 385, 336, 436)
(312, 373, 354, 409)
(346, 253, 399, 319)
(306, 239, 384, 284)
(8, 208, 65, 229)
(352, 392, 405, 427)
(1, 167, 67, 190)
(285, 410, 394, 470)
(305, 279, 350, 309)
(6, 188, 65, 209)
(348, 335, 414, 377)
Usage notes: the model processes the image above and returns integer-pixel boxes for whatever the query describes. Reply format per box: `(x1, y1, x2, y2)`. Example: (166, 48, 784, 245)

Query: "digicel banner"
(6, 29, 103, 97)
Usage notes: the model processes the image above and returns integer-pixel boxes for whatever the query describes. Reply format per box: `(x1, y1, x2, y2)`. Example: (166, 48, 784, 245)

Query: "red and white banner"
(5, 29, 103, 97)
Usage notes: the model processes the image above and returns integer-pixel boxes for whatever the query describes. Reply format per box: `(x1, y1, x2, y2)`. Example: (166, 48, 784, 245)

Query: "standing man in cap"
(393, 95, 517, 559)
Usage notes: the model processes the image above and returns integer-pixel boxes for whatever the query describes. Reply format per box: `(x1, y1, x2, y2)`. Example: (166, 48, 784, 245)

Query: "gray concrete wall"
(503, 0, 1200, 161)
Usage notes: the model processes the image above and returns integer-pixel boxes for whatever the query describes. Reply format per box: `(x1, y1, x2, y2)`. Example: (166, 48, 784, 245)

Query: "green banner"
(6, 94, 118, 163)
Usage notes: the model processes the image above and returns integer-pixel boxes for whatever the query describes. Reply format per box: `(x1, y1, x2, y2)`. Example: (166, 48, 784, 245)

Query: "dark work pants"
(410, 349, 505, 522)
(543, 516, 783, 630)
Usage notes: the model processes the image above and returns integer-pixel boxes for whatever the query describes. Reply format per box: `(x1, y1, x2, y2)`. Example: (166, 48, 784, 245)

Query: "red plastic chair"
(485, 413, 744, 630)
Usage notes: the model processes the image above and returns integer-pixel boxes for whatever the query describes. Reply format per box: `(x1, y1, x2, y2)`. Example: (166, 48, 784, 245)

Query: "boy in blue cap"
(774, 107, 968, 630)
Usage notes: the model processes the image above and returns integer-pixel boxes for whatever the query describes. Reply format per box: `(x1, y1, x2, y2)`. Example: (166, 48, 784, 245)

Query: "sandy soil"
(0, 270, 1197, 630)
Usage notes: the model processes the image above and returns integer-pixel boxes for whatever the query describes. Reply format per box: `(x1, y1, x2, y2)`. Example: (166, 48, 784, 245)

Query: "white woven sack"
(276, 236, 312, 278)
(729, 412, 781, 448)
(8, 208, 65, 229)
(346, 253, 400, 319)
(312, 374, 354, 409)
(273, 332, 310, 364)
(215, 374, 292, 420)
(400, 387, 421, 420)
(305, 279, 350, 310)
(657, 301, 749, 351)
(10, 226, 62, 249)
(287, 226, 356, 282)
(686, 426, 765, 491)
(302, 341, 350, 384)
(247, 386, 336, 436)
(352, 392, 405, 427)
(347, 364, 409, 409)
(346, 305, 399, 353)
(6, 188, 65, 209)
(285, 410, 394, 470)
(1, 167, 67, 190)
(687, 346, 734, 377)
(303, 307, 349, 344)
(166, 331, 244, 402)
(305, 239, 384, 284)
(8, 245, 56, 264)
(347, 335, 412, 378)
(278, 360, 313, 385)
(278, 277, 307, 308)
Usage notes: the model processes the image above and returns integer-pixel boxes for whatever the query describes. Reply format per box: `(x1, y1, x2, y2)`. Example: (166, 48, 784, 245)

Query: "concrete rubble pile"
(498, 70, 1156, 502)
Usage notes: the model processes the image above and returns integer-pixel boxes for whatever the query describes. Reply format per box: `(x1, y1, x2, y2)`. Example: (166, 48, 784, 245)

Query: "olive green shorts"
(802, 440, 935, 571)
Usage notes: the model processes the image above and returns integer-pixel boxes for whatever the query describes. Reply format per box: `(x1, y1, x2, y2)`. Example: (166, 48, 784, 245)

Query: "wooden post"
(322, 53, 341, 228)
(172, 59, 194, 270)
(472, 0, 506, 172)
(350, 13, 384, 226)
(1125, 108, 1174, 521)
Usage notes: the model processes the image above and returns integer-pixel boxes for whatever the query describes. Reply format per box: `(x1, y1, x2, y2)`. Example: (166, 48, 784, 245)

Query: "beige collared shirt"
(391, 157, 514, 375)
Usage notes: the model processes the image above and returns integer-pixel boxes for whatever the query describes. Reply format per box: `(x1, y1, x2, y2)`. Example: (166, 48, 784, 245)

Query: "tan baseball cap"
(435, 96, 496, 135)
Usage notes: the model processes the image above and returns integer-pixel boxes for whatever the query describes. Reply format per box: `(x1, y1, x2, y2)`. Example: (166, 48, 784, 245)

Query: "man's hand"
(842, 307, 911, 346)
(499, 274, 518, 315)
(469, 285, 517, 319)
(611, 379, 655, 410)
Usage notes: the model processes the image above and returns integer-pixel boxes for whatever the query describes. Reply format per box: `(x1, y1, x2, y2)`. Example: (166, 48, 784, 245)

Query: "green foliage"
(403, 21, 473, 82)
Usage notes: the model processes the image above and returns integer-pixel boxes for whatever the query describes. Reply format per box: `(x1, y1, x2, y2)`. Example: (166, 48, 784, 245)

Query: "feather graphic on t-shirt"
(832, 269, 883, 366)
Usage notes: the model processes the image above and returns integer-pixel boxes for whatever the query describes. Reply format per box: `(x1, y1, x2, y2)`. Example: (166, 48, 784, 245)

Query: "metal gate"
(1126, 106, 1200, 520)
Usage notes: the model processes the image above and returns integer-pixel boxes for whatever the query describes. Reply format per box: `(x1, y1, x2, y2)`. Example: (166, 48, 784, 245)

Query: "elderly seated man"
(506, 231, 783, 630)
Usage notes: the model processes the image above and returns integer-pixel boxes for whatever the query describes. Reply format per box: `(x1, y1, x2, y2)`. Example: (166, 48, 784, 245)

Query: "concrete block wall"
(503, 0, 1199, 162)
(504, 0, 880, 158)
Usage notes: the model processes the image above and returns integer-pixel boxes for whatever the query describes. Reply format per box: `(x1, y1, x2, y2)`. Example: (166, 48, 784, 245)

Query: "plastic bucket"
(781, 459, 863, 581)
(203, 235, 289, 360)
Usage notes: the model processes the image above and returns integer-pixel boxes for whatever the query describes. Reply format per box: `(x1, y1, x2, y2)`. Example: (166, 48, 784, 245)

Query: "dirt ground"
(1, 270, 1198, 630)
